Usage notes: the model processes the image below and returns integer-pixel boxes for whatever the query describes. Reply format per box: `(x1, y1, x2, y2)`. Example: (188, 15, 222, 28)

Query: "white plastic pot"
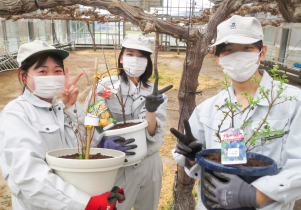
(103, 119, 148, 167)
(46, 148, 125, 196)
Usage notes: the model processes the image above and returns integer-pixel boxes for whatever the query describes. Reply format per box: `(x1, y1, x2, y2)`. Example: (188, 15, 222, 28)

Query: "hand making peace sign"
(61, 68, 84, 109)
(170, 120, 203, 161)
(145, 76, 173, 112)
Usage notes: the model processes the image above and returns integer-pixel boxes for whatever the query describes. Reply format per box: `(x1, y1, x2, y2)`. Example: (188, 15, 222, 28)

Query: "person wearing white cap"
(0, 40, 125, 210)
(171, 15, 301, 210)
(85, 33, 173, 210)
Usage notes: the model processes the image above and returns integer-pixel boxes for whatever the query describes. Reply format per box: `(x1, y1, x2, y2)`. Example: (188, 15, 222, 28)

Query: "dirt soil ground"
(0, 50, 300, 210)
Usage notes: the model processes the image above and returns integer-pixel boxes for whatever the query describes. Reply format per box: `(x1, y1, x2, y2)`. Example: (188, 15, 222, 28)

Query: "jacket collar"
(119, 77, 152, 97)
(22, 88, 61, 108)
(217, 69, 272, 108)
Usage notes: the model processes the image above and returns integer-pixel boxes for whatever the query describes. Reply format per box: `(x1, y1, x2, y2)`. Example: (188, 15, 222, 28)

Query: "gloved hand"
(145, 76, 173, 112)
(170, 120, 203, 161)
(85, 186, 125, 210)
(100, 136, 136, 155)
(203, 171, 259, 209)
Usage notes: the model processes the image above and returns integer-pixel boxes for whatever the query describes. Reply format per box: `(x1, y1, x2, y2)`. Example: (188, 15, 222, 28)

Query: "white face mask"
(122, 56, 148, 77)
(26, 74, 65, 99)
(219, 51, 261, 82)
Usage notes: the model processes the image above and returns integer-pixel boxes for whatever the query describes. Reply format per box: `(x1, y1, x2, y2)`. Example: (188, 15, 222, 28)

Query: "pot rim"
(103, 119, 148, 136)
(46, 148, 126, 169)
(196, 149, 277, 176)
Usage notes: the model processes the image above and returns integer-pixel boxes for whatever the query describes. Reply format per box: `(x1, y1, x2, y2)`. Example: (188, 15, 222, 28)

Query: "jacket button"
(58, 107, 61, 110)
(49, 108, 52, 111)
(46, 128, 49, 131)
(74, 110, 77, 113)
(140, 98, 143, 100)
(195, 173, 198, 176)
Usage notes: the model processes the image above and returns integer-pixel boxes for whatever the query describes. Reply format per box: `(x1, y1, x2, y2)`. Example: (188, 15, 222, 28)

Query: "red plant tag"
(97, 87, 118, 100)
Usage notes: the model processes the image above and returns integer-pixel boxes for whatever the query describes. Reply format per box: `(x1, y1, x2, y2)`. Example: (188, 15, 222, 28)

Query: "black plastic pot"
(195, 149, 277, 210)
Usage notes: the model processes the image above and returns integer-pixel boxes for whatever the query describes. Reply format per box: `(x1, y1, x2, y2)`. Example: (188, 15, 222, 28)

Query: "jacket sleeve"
(252, 100, 301, 206)
(64, 101, 103, 148)
(172, 106, 204, 180)
(0, 109, 90, 210)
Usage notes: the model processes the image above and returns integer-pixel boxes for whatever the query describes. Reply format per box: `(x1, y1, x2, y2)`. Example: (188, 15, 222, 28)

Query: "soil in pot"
(205, 152, 271, 167)
(59, 153, 113, 159)
(108, 122, 141, 130)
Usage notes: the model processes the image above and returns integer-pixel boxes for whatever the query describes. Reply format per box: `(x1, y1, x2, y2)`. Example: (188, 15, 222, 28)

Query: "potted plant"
(93, 49, 171, 166)
(195, 65, 297, 210)
(46, 58, 126, 196)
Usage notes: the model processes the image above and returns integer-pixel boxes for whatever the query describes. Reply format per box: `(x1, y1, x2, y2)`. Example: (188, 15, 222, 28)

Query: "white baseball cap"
(122, 34, 153, 53)
(211, 15, 263, 47)
(17, 40, 69, 67)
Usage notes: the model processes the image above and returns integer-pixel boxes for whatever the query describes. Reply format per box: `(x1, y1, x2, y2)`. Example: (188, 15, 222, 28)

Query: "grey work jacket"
(85, 75, 167, 156)
(0, 89, 101, 210)
(173, 70, 301, 210)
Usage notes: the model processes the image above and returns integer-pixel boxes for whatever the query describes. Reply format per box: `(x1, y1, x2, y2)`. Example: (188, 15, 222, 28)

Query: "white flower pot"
(103, 119, 148, 167)
(46, 148, 125, 196)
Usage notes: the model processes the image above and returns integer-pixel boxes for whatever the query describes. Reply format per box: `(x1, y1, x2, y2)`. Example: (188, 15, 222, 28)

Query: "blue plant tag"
(221, 128, 247, 165)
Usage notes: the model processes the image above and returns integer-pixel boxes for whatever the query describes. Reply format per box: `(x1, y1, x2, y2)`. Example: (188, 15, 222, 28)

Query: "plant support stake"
(85, 57, 99, 159)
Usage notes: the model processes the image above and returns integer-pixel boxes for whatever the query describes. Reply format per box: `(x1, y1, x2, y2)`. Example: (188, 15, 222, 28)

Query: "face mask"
(122, 56, 148, 77)
(219, 51, 261, 82)
(26, 74, 65, 99)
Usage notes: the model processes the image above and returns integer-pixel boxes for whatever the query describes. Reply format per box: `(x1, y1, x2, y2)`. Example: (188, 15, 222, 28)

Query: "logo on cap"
(230, 22, 237, 29)
(138, 37, 142, 41)
(43, 42, 49, 47)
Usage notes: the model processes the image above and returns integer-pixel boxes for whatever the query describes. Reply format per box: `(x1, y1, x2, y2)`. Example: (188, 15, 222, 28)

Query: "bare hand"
(62, 68, 83, 109)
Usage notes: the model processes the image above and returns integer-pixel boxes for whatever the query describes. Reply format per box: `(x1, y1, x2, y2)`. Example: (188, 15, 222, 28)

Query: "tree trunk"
(277, 0, 301, 23)
(172, 1, 247, 208)
(154, 32, 159, 78)
(171, 33, 205, 210)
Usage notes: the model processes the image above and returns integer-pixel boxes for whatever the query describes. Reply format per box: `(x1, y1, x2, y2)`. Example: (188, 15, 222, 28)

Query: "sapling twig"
(112, 36, 118, 68)
(102, 47, 127, 124)
(65, 109, 82, 155)
(79, 65, 92, 87)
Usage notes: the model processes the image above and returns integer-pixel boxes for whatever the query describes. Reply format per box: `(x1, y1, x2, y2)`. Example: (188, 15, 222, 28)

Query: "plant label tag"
(87, 100, 117, 134)
(97, 87, 118, 100)
(221, 128, 247, 165)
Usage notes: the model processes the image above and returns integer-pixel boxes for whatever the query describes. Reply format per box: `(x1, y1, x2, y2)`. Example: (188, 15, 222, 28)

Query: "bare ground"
(0, 50, 300, 209)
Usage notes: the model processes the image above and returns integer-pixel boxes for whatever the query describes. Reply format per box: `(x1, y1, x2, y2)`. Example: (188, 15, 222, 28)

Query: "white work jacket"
(173, 70, 301, 210)
(0, 89, 101, 210)
(85, 75, 167, 156)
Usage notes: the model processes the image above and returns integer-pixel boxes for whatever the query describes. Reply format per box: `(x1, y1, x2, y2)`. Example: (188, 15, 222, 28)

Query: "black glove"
(145, 76, 173, 112)
(203, 172, 259, 209)
(170, 119, 203, 161)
